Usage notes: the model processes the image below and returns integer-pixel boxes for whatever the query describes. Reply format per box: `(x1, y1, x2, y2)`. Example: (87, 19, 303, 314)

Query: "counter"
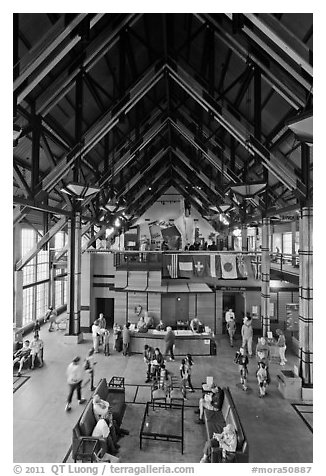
(129, 329, 216, 356)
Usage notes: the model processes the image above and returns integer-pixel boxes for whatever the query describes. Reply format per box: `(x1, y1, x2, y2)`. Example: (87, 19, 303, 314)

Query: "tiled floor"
(13, 326, 313, 463)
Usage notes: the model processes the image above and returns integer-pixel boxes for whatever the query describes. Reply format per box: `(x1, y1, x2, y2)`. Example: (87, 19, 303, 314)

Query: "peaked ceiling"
(13, 13, 313, 241)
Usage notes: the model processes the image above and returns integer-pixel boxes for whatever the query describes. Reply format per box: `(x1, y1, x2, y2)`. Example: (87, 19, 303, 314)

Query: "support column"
(13, 224, 23, 329)
(292, 218, 297, 266)
(66, 210, 83, 343)
(241, 225, 247, 252)
(298, 206, 313, 385)
(260, 217, 271, 336)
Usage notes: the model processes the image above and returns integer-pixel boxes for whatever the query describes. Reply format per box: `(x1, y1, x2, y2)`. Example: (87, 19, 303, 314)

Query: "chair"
(169, 375, 184, 407)
(151, 372, 167, 409)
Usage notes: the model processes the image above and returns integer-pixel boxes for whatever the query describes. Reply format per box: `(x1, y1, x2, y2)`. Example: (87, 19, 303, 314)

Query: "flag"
(251, 255, 261, 280)
(215, 254, 222, 278)
(163, 253, 178, 278)
(192, 255, 210, 277)
(178, 255, 193, 278)
(243, 255, 255, 279)
(210, 254, 216, 277)
(220, 254, 238, 279)
(236, 254, 248, 278)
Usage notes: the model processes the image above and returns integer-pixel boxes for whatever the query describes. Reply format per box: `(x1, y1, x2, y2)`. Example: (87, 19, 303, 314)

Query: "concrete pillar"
(66, 211, 82, 342)
(260, 217, 271, 336)
(299, 206, 313, 385)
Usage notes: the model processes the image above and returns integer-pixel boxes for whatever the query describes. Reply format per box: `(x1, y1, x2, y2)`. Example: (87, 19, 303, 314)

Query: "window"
(22, 288, 34, 326)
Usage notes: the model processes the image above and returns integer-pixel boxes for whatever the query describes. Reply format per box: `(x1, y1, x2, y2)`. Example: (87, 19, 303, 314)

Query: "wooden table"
(139, 401, 184, 453)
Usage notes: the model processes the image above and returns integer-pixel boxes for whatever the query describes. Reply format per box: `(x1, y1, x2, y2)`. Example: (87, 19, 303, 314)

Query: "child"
(256, 361, 268, 397)
(103, 329, 110, 356)
(185, 354, 195, 392)
(180, 359, 189, 400)
(234, 347, 249, 391)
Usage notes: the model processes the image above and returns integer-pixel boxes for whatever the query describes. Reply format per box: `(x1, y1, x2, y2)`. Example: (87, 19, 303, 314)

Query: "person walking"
(234, 347, 249, 391)
(65, 356, 86, 411)
(47, 307, 58, 332)
(164, 326, 175, 361)
(151, 348, 164, 381)
(92, 319, 101, 353)
(180, 359, 189, 400)
(276, 329, 287, 365)
(98, 313, 107, 345)
(185, 354, 195, 392)
(122, 322, 131, 356)
(256, 361, 268, 397)
(226, 316, 236, 347)
(84, 348, 97, 391)
(241, 315, 253, 356)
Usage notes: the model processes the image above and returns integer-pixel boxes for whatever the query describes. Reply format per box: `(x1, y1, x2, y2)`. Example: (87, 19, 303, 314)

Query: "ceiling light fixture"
(230, 181, 266, 198)
(60, 182, 101, 200)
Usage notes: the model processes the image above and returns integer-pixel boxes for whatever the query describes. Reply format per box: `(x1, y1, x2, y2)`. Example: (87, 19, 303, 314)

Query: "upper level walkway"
(86, 250, 300, 286)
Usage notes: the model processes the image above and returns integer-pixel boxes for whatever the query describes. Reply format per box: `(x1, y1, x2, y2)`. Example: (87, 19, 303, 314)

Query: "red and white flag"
(220, 254, 238, 279)
(178, 255, 193, 278)
(192, 255, 210, 277)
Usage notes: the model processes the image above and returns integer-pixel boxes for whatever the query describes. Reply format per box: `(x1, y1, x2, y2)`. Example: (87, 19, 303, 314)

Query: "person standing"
(98, 313, 107, 345)
(144, 344, 155, 383)
(92, 319, 101, 353)
(113, 323, 123, 352)
(47, 307, 58, 332)
(151, 348, 164, 381)
(185, 354, 195, 392)
(226, 316, 236, 347)
(234, 347, 249, 391)
(156, 319, 165, 331)
(256, 361, 268, 398)
(65, 356, 86, 411)
(164, 326, 175, 361)
(276, 329, 287, 365)
(122, 322, 131, 356)
(84, 348, 97, 391)
(30, 334, 44, 369)
(241, 315, 253, 356)
(103, 329, 110, 356)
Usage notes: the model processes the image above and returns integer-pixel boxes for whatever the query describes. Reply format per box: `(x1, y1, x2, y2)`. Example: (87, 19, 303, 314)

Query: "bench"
(72, 377, 126, 461)
(203, 387, 249, 463)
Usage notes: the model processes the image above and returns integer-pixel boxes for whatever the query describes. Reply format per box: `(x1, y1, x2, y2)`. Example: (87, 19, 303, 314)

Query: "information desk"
(129, 329, 215, 356)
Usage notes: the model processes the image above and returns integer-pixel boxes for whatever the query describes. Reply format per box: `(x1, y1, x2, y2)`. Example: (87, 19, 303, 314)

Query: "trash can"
(277, 370, 302, 400)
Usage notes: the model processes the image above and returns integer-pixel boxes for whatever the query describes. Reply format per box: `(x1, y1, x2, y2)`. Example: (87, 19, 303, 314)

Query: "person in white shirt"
(225, 308, 235, 323)
(92, 418, 120, 455)
(92, 319, 101, 353)
(30, 335, 44, 368)
(65, 356, 86, 412)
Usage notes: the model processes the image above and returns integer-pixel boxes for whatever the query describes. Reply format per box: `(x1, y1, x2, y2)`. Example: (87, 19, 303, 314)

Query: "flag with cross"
(192, 255, 210, 277)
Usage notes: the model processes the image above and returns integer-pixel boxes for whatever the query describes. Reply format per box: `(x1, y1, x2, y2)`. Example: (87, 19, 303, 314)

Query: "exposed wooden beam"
(16, 217, 67, 271)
